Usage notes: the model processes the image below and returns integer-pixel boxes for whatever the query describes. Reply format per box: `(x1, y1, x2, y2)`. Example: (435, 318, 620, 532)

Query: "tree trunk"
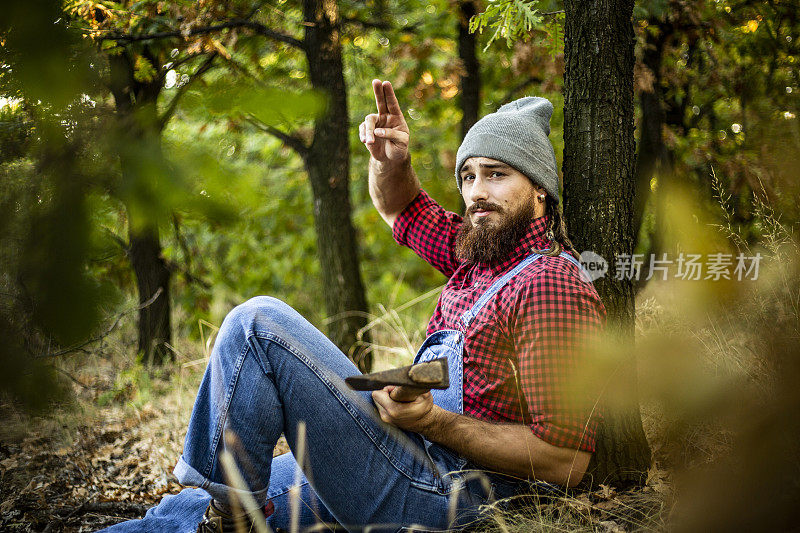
(633, 20, 673, 256)
(109, 52, 173, 365)
(457, 0, 481, 140)
(128, 224, 172, 364)
(562, 0, 651, 488)
(303, 0, 372, 371)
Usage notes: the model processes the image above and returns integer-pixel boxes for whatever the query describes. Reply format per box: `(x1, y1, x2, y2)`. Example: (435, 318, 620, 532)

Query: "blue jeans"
(101, 297, 514, 532)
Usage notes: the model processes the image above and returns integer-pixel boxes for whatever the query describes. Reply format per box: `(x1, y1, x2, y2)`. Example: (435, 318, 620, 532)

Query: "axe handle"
(389, 385, 431, 402)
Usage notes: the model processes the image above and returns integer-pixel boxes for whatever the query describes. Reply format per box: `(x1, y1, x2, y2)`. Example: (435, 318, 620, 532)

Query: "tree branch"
(239, 19, 305, 49)
(103, 226, 129, 254)
(165, 259, 212, 289)
(39, 288, 163, 358)
(218, 52, 263, 83)
(58, 500, 150, 518)
(246, 114, 310, 158)
(166, 214, 212, 289)
(171, 213, 194, 273)
(99, 19, 304, 50)
(159, 52, 218, 128)
(165, 52, 206, 74)
(53, 366, 95, 390)
(339, 17, 419, 35)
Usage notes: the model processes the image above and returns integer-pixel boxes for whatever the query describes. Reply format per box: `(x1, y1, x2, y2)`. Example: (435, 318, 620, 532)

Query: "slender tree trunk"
(457, 0, 481, 140)
(563, 0, 651, 488)
(128, 224, 172, 363)
(633, 21, 673, 257)
(109, 52, 173, 365)
(303, 0, 372, 371)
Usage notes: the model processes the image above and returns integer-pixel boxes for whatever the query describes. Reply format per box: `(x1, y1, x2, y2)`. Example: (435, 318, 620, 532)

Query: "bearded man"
(101, 80, 606, 533)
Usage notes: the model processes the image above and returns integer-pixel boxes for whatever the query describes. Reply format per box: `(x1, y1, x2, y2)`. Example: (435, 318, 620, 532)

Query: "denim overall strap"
(557, 251, 594, 284)
(459, 250, 590, 328)
(559, 251, 580, 269)
(459, 252, 543, 327)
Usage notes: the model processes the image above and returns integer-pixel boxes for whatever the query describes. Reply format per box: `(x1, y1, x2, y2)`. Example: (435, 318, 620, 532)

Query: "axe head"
(345, 357, 449, 391)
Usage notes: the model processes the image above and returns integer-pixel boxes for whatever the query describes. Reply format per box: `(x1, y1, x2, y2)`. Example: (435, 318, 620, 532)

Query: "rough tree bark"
(303, 0, 372, 371)
(127, 225, 172, 364)
(457, 0, 481, 140)
(562, 0, 651, 487)
(109, 51, 173, 365)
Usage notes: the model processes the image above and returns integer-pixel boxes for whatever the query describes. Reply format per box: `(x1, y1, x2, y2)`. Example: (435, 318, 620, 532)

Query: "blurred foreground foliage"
(636, 192, 800, 531)
(1, 0, 106, 409)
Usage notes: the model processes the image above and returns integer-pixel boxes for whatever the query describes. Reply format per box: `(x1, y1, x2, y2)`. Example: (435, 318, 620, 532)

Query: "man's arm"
(368, 156, 419, 227)
(371, 269, 606, 488)
(372, 389, 591, 488)
(360, 79, 420, 227)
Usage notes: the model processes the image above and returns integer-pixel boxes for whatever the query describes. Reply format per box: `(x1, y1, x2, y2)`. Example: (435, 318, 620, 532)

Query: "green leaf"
(470, 0, 545, 50)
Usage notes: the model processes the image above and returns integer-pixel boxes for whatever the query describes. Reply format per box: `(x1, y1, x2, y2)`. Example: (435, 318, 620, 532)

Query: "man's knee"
(233, 295, 290, 318)
(220, 296, 307, 343)
(215, 296, 342, 372)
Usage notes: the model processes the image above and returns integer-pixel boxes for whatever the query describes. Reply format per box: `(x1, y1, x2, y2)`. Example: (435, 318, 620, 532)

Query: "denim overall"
(415, 250, 587, 489)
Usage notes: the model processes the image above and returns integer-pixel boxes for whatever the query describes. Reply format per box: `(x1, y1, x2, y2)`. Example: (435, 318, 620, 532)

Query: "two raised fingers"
(373, 79, 404, 117)
(360, 80, 409, 158)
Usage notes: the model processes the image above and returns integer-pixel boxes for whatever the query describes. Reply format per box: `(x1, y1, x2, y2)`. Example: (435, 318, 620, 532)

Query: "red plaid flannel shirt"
(393, 190, 606, 452)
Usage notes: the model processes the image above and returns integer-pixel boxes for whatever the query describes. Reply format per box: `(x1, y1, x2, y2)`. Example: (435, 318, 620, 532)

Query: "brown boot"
(196, 499, 275, 533)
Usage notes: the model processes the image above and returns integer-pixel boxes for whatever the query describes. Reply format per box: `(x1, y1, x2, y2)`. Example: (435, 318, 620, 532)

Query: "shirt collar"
(487, 214, 552, 273)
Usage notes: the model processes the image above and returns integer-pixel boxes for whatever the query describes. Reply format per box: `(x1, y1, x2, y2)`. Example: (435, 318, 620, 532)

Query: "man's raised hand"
(359, 79, 410, 163)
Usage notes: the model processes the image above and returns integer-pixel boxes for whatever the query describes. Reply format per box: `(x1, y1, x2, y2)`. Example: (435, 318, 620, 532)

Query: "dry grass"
(471, 479, 671, 533)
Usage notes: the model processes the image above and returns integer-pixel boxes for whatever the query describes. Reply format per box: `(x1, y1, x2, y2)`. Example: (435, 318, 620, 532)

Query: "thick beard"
(455, 196, 537, 264)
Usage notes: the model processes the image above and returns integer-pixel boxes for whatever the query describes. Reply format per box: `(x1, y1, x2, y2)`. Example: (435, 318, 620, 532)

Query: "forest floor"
(0, 328, 297, 532)
(1, 301, 681, 532)
(0, 393, 672, 532)
(0, 372, 674, 532)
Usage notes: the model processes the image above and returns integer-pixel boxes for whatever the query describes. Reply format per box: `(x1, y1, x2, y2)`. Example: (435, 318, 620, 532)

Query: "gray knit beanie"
(455, 96, 559, 203)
